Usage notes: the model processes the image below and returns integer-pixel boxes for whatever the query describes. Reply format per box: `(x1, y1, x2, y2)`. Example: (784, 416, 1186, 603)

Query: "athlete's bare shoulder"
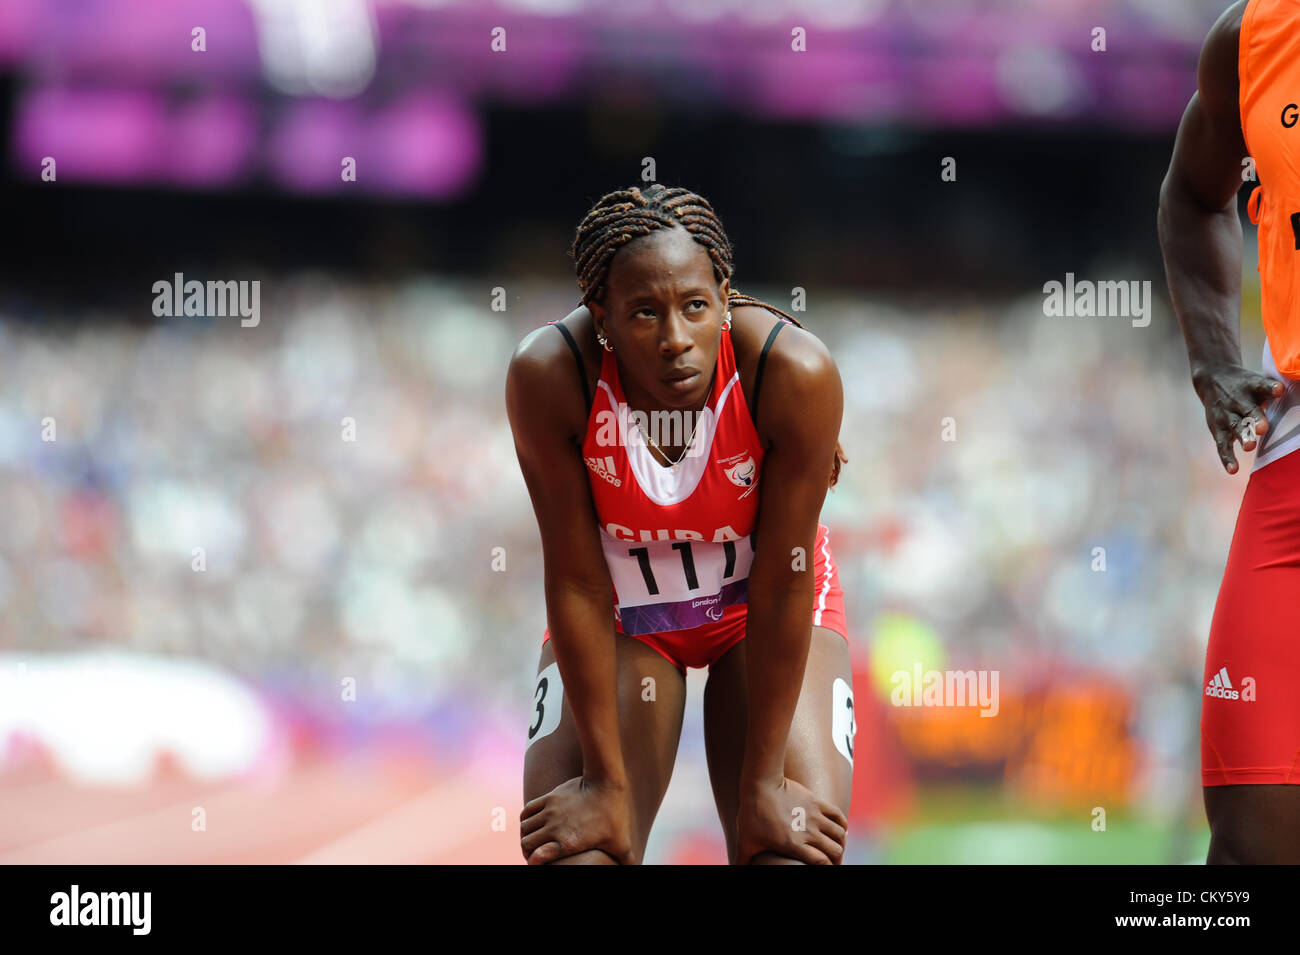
(506, 306, 598, 444)
(730, 303, 834, 376)
(1159, 0, 1250, 212)
(1211, 0, 1248, 42)
(728, 304, 780, 382)
(1198, 0, 1247, 121)
(729, 303, 839, 449)
(510, 306, 600, 377)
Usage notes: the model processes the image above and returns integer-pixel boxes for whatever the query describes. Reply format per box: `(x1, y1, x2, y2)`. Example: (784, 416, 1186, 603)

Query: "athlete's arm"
(1158, 0, 1283, 474)
(505, 326, 627, 792)
(735, 325, 848, 862)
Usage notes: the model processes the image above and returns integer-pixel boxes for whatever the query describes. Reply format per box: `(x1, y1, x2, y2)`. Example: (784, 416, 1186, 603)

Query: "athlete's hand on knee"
(1192, 364, 1285, 474)
(734, 776, 848, 865)
(519, 775, 637, 865)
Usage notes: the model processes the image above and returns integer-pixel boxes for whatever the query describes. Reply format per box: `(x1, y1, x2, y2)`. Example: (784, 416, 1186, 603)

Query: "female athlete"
(506, 184, 854, 865)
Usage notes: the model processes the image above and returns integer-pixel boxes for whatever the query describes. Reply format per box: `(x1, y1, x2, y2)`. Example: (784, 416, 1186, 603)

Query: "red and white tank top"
(556, 320, 780, 635)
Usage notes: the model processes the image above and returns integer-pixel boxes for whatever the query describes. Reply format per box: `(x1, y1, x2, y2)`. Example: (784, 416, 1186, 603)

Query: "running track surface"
(0, 743, 526, 865)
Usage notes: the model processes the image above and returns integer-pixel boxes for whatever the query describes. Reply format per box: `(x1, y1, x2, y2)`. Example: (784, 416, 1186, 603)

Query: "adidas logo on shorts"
(1205, 666, 1253, 701)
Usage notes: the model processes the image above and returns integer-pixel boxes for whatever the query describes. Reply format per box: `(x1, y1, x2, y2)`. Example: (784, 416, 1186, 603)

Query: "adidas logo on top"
(1205, 666, 1254, 701)
(585, 455, 621, 487)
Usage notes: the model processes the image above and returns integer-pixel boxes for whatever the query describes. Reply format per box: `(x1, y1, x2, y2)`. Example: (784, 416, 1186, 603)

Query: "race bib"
(601, 530, 755, 635)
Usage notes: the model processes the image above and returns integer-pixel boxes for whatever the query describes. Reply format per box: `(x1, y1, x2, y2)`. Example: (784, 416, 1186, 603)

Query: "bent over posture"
(506, 184, 855, 864)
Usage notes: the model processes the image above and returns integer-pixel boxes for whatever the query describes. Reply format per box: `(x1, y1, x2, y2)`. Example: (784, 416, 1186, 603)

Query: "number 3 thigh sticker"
(526, 662, 563, 750)
(832, 677, 855, 767)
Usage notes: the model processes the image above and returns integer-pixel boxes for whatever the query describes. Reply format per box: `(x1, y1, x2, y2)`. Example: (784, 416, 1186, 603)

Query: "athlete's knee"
(544, 848, 621, 865)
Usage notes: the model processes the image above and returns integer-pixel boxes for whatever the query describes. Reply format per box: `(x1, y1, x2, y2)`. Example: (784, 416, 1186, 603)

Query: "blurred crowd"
(0, 271, 1264, 810)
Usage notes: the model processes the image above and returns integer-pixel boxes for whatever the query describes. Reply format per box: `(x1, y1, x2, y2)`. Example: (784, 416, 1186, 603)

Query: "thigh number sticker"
(832, 677, 855, 767)
(526, 662, 563, 750)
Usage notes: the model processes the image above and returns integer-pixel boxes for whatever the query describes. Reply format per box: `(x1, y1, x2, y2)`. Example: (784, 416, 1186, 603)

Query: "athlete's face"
(590, 224, 730, 411)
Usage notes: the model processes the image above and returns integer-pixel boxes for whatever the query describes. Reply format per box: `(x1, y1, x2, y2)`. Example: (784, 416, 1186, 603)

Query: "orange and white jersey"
(1242, 0, 1300, 377)
(1240, 0, 1300, 468)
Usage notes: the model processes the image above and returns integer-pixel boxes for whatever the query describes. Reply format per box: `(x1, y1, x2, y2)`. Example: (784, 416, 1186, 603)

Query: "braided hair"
(571, 183, 848, 488)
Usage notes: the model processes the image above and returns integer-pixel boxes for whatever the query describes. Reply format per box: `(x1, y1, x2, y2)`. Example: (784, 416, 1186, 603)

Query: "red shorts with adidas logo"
(1202, 448, 1300, 786)
(542, 522, 849, 674)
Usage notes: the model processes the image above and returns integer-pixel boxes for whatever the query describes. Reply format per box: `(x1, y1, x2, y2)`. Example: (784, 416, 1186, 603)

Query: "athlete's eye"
(688, 299, 708, 311)
(633, 307, 655, 319)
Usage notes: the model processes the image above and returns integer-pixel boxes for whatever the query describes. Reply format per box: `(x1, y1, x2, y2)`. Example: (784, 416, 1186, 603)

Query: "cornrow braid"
(570, 183, 848, 488)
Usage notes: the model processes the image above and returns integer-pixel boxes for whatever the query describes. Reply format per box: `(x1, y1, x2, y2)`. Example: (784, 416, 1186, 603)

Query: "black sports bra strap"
(750, 318, 786, 427)
(551, 322, 592, 414)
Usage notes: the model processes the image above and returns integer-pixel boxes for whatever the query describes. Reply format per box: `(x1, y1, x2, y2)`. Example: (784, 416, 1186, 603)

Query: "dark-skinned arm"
(1158, 0, 1283, 473)
(740, 326, 845, 787)
(505, 327, 628, 792)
